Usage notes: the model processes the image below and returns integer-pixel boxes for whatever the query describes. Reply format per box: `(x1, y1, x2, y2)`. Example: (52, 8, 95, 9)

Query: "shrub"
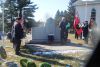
(0, 46, 7, 59)
(27, 61, 36, 67)
(0, 62, 2, 65)
(20, 59, 28, 67)
(40, 62, 51, 67)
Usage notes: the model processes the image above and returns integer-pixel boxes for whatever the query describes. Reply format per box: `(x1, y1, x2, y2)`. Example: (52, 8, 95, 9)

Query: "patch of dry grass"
(68, 34, 85, 45)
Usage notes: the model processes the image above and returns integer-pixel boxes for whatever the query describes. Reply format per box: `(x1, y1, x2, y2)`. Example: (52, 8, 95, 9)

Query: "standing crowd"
(59, 16, 96, 44)
(74, 19, 96, 44)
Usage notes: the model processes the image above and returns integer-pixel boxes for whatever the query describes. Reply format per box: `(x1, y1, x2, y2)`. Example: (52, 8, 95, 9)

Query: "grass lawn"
(0, 33, 92, 67)
(68, 33, 85, 45)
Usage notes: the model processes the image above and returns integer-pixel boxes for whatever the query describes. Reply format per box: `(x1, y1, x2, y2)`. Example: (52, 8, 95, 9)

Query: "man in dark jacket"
(59, 17, 70, 44)
(12, 17, 24, 55)
(83, 21, 89, 44)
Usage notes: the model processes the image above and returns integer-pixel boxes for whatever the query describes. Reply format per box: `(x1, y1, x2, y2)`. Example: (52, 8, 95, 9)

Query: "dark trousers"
(13, 39, 21, 54)
(75, 31, 78, 39)
(83, 31, 88, 44)
(75, 31, 82, 39)
(60, 30, 68, 42)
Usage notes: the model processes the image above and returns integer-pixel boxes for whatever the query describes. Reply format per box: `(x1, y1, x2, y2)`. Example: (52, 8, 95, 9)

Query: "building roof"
(74, 0, 100, 6)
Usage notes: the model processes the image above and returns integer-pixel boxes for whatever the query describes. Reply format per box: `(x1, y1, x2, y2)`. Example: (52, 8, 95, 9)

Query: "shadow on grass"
(21, 44, 54, 52)
(24, 41, 93, 52)
(20, 45, 86, 66)
(66, 42, 93, 50)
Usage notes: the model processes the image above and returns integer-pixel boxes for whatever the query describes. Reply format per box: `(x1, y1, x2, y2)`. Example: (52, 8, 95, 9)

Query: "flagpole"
(18, 11, 20, 17)
(1, 1, 5, 47)
(85, 1, 87, 21)
(2, 2, 4, 45)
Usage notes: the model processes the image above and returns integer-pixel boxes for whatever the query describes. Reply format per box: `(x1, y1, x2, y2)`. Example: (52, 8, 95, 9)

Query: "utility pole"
(2, 2, 4, 44)
(17, 0, 22, 18)
(0, 0, 5, 46)
(85, 1, 87, 21)
(10, 0, 13, 25)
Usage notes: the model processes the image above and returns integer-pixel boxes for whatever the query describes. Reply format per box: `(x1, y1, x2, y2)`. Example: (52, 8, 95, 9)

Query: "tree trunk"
(19, 8, 22, 18)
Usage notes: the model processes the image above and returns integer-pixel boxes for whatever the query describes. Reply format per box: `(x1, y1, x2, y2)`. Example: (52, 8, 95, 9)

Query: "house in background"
(74, 0, 100, 27)
(74, 0, 100, 45)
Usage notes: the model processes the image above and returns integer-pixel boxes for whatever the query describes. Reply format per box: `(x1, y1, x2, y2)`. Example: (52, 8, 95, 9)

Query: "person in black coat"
(83, 21, 89, 44)
(59, 17, 70, 44)
(12, 17, 24, 55)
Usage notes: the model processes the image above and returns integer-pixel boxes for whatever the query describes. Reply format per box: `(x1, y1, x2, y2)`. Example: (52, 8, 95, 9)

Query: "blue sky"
(31, 0, 70, 22)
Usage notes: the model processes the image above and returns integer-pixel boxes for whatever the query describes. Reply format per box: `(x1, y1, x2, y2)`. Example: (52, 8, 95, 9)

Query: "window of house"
(91, 8, 96, 21)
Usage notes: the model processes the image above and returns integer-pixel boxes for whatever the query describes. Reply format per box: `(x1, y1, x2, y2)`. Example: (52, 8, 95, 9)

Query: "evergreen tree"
(67, 0, 77, 29)
(17, 0, 31, 17)
(63, 10, 68, 18)
(54, 10, 62, 26)
(54, 10, 69, 26)
(23, 4, 38, 29)
(1, 0, 38, 32)
(60, 11, 64, 17)
(0, 13, 2, 31)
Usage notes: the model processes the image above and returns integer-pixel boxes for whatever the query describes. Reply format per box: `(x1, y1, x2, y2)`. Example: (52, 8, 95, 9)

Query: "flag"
(73, 11, 80, 29)
(73, 11, 82, 36)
